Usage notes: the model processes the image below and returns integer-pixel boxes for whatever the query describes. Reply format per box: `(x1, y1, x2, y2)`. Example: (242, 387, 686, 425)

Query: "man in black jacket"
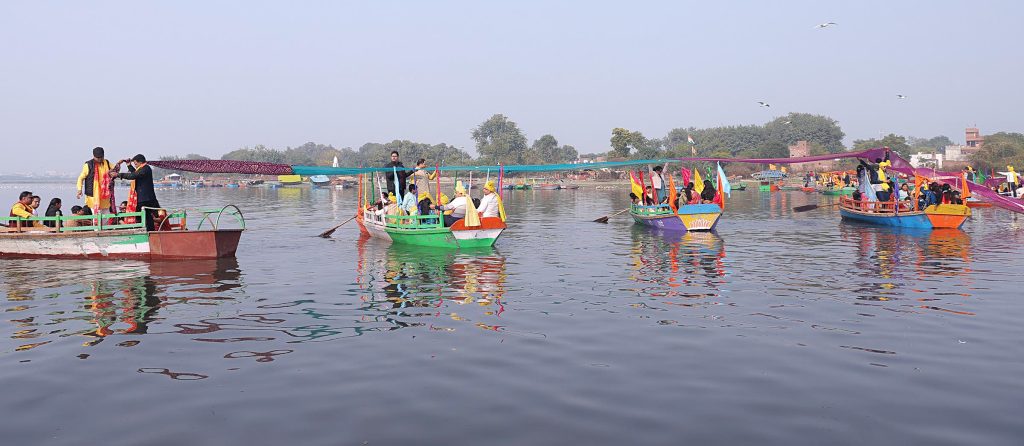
(117, 154, 160, 231)
(383, 150, 409, 198)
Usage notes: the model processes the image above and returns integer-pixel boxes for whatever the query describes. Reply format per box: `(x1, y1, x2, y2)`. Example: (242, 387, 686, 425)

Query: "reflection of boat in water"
(965, 197, 992, 208)
(356, 236, 507, 324)
(630, 203, 721, 232)
(1, 257, 243, 347)
(820, 186, 856, 196)
(0, 206, 245, 259)
(839, 196, 970, 229)
(628, 227, 726, 297)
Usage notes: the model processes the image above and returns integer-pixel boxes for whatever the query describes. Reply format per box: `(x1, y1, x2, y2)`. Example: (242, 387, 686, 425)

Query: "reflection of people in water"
(356, 237, 508, 326)
(629, 227, 726, 299)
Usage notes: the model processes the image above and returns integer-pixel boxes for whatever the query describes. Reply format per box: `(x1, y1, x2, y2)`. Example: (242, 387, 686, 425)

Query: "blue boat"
(838, 197, 969, 229)
(309, 175, 331, 187)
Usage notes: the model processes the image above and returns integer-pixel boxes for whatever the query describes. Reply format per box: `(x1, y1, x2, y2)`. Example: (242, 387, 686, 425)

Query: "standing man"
(384, 150, 408, 200)
(76, 147, 115, 214)
(117, 154, 160, 231)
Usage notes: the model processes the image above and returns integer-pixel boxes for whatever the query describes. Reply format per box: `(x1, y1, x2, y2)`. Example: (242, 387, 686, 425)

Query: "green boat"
(359, 211, 505, 248)
(820, 186, 856, 196)
(730, 184, 747, 191)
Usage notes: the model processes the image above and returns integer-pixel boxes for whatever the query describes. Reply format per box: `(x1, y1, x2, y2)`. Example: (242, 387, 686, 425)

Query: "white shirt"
(441, 196, 467, 218)
(1007, 171, 1019, 183)
(651, 172, 664, 189)
(478, 193, 499, 218)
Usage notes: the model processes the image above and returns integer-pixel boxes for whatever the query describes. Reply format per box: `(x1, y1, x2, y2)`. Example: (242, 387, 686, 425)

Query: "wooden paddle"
(593, 208, 630, 223)
(793, 203, 842, 213)
(318, 215, 358, 238)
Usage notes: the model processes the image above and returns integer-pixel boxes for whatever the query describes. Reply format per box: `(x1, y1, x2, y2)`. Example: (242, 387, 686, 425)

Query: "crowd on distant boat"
(365, 150, 503, 227)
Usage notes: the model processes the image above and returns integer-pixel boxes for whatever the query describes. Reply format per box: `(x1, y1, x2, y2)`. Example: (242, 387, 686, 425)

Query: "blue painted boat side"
(839, 208, 933, 228)
(631, 213, 688, 232)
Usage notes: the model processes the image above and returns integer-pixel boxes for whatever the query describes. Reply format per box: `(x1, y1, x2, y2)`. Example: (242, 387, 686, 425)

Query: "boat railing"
(631, 204, 674, 216)
(171, 205, 246, 231)
(384, 213, 443, 230)
(839, 196, 916, 214)
(1, 211, 147, 233)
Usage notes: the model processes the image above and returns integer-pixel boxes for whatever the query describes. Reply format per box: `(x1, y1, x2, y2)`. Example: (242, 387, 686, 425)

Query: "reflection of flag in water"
(859, 170, 876, 202)
(717, 162, 731, 198)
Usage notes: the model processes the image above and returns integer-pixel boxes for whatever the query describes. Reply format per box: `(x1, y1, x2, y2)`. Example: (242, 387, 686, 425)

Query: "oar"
(318, 215, 358, 238)
(593, 208, 630, 223)
(793, 203, 843, 213)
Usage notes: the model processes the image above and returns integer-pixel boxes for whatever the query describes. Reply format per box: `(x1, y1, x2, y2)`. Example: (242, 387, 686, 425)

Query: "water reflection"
(628, 228, 726, 303)
(2, 259, 242, 352)
(356, 236, 509, 332)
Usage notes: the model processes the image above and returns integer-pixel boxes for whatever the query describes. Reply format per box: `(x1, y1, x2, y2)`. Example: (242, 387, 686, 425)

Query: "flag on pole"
(693, 168, 705, 195)
(687, 134, 695, 145)
(717, 162, 731, 198)
(629, 171, 644, 199)
(681, 168, 691, 187)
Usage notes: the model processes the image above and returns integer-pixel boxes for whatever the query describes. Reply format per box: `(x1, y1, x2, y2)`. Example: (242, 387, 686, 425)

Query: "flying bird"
(896, 94, 908, 99)
(757, 101, 770, 107)
(815, 22, 837, 29)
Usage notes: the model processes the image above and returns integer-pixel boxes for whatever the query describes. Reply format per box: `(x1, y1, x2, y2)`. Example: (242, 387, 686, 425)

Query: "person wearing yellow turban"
(477, 180, 506, 221)
(435, 181, 468, 226)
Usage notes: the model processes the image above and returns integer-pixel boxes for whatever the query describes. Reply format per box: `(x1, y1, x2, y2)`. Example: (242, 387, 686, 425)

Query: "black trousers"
(137, 199, 161, 231)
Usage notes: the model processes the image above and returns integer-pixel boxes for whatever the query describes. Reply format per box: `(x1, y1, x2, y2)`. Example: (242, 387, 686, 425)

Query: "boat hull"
(631, 204, 722, 232)
(839, 201, 969, 230)
(0, 229, 242, 260)
(360, 213, 503, 248)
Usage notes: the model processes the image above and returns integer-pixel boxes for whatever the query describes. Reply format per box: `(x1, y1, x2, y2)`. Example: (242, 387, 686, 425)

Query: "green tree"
(970, 132, 1024, 171)
(907, 135, 954, 154)
(610, 128, 661, 159)
(473, 114, 529, 165)
(852, 134, 909, 154)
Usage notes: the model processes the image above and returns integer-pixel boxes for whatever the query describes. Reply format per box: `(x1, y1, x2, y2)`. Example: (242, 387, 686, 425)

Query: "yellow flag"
(464, 195, 481, 227)
(629, 171, 643, 199)
(693, 168, 705, 195)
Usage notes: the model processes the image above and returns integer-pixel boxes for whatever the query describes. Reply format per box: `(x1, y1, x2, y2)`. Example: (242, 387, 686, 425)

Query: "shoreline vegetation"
(46, 113, 1023, 181)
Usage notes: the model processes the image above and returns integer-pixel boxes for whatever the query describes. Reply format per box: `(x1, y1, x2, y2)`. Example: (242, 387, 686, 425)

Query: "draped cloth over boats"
(149, 148, 1024, 214)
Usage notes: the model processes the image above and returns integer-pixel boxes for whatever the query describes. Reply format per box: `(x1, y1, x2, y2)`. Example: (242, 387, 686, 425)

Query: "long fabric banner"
(148, 148, 1024, 213)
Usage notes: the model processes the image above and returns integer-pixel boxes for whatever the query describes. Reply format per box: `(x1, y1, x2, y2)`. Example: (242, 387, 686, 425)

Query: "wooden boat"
(965, 198, 992, 208)
(0, 205, 244, 259)
(630, 203, 722, 232)
(537, 183, 561, 190)
(838, 196, 970, 229)
(154, 174, 183, 189)
(561, 184, 580, 190)
(359, 211, 505, 248)
(758, 181, 780, 192)
(309, 175, 331, 186)
(800, 186, 816, 192)
(730, 184, 747, 191)
(278, 174, 303, 186)
(820, 186, 856, 196)
(779, 184, 803, 191)
(501, 184, 515, 190)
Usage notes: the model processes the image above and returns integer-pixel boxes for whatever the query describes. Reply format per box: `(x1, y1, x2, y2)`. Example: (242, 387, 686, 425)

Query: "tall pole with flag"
(688, 134, 696, 156)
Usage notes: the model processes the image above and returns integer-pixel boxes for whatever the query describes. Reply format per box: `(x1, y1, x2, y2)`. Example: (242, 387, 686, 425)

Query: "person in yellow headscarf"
(435, 181, 468, 227)
(76, 147, 116, 213)
(1007, 166, 1020, 198)
(477, 180, 506, 221)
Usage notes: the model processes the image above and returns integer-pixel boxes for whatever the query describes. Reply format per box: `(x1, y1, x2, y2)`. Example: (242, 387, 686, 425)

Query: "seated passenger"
(852, 189, 862, 202)
(435, 181, 468, 227)
(402, 184, 420, 215)
(642, 186, 655, 205)
(477, 181, 500, 218)
(44, 198, 63, 228)
(629, 192, 640, 205)
(30, 195, 41, 216)
(898, 183, 911, 201)
(700, 180, 717, 204)
(68, 205, 90, 227)
(8, 191, 35, 228)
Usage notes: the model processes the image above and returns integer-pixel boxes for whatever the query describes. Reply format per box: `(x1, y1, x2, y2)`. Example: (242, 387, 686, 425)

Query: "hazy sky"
(2, 0, 1022, 173)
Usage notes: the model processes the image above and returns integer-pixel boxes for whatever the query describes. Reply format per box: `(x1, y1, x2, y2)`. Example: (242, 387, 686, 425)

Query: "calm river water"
(2, 183, 1023, 445)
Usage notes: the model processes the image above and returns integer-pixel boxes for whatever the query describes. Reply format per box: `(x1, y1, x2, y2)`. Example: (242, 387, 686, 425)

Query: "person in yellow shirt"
(8, 191, 35, 228)
(76, 147, 118, 213)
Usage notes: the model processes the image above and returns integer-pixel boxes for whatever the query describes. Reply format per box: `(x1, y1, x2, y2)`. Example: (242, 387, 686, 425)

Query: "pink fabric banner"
(148, 159, 294, 175)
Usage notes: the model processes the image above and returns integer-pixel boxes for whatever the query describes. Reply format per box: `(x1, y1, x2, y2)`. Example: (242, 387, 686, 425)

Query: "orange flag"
(668, 174, 678, 213)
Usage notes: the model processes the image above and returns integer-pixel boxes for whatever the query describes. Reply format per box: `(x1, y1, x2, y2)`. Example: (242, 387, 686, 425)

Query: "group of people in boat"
(6, 147, 161, 231)
(629, 165, 719, 209)
(368, 150, 502, 227)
